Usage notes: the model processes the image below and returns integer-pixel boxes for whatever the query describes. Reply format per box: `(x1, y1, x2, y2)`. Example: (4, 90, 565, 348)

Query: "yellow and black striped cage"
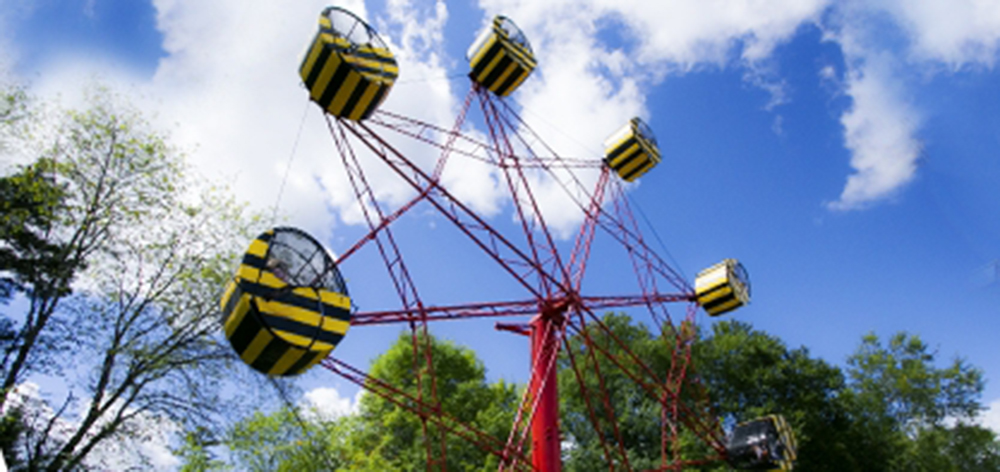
(694, 258, 750, 317)
(603, 117, 662, 182)
(220, 228, 352, 376)
(468, 15, 536, 97)
(772, 414, 798, 470)
(300, 6, 399, 121)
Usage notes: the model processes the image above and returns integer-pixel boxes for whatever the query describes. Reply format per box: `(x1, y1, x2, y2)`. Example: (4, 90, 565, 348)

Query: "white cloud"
(468, 0, 829, 233)
(878, 0, 1000, 68)
(13, 0, 999, 229)
(827, 50, 921, 211)
(481, 0, 828, 69)
(141, 0, 468, 243)
(980, 398, 1000, 435)
(87, 412, 181, 471)
(823, 0, 1000, 210)
(7, 0, 844, 235)
(302, 386, 361, 421)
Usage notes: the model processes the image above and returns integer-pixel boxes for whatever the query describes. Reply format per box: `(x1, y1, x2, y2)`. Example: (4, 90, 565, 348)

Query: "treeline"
(560, 314, 1000, 471)
(188, 315, 1000, 472)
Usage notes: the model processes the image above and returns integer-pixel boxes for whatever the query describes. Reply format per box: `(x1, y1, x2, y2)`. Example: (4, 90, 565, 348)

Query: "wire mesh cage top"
(322, 6, 389, 52)
(633, 117, 658, 148)
(466, 15, 533, 60)
(266, 227, 348, 296)
(496, 16, 532, 55)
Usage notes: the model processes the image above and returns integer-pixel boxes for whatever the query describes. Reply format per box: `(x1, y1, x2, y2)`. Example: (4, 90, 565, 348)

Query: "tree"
(845, 332, 984, 431)
(26, 188, 253, 471)
(349, 331, 520, 471)
(0, 86, 185, 409)
(0, 159, 66, 302)
(0, 159, 67, 381)
(173, 427, 228, 472)
(841, 332, 992, 471)
(0, 83, 31, 156)
(0, 86, 62, 378)
(213, 331, 521, 471)
(558, 315, 1000, 471)
(0, 85, 260, 470)
(212, 314, 1000, 471)
(693, 321, 864, 471)
(557, 313, 671, 471)
(224, 407, 343, 472)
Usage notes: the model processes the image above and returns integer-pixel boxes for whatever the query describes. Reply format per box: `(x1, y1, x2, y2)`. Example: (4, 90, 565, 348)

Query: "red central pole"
(530, 306, 564, 472)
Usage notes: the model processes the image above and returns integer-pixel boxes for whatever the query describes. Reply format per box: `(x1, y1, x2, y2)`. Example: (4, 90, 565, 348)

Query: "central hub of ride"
(529, 299, 570, 472)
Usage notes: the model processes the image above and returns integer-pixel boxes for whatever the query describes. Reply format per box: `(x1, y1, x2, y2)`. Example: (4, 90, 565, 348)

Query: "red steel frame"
(318, 84, 727, 471)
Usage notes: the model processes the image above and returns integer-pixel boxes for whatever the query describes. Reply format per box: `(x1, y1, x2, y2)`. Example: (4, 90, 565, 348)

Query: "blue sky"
(3, 0, 1000, 457)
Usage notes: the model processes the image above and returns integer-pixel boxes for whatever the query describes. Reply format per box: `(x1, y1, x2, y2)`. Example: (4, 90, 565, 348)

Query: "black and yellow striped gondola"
(467, 15, 536, 97)
(604, 117, 661, 182)
(299, 6, 398, 121)
(694, 258, 750, 317)
(220, 227, 351, 376)
(725, 414, 798, 471)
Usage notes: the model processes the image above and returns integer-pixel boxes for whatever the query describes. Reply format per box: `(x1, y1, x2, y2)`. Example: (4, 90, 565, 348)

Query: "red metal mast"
(530, 304, 566, 472)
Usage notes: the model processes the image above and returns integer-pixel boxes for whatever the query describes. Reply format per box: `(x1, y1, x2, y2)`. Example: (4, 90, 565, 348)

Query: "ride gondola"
(299, 6, 399, 121)
(726, 415, 798, 470)
(467, 15, 536, 97)
(220, 227, 351, 376)
(603, 117, 662, 182)
(694, 258, 750, 316)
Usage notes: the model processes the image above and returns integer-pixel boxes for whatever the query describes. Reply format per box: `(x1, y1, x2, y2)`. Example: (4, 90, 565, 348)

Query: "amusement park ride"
(221, 7, 797, 471)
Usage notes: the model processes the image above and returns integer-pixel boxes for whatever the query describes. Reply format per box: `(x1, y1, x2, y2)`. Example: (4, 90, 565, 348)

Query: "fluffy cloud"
(825, 0, 1000, 210)
(140, 0, 466, 242)
(879, 0, 1000, 67)
(471, 0, 829, 233)
(15, 0, 929, 239)
(981, 397, 1000, 435)
(150, 0, 365, 239)
(144, 0, 834, 239)
(302, 386, 362, 421)
(827, 50, 922, 210)
(11, 0, 999, 242)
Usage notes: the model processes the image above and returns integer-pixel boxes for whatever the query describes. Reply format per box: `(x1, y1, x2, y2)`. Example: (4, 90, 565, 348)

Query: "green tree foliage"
(212, 331, 520, 471)
(173, 427, 228, 472)
(558, 313, 669, 470)
(0, 86, 191, 407)
(225, 407, 343, 472)
(559, 314, 1000, 472)
(350, 331, 520, 471)
(0, 83, 32, 156)
(0, 159, 67, 302)
(0, 159, 67, 381)
(694, 321, 857, 471)
(839, 332, 993, 471)
(0, 84, 260, 470)
(211, 314, 1000, 471)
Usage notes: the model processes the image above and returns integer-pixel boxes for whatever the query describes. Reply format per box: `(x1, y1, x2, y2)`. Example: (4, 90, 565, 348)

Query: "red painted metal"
(351, 294, 690, 326)
(316, 75, 734, 471)
(328, 116, 449, 469)
(529, 307, 564, 472)
(372, 109, 602, 170)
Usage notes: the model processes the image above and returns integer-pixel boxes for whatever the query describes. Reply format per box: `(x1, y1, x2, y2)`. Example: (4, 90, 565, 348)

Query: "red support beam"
(529, 305, 566, 472)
